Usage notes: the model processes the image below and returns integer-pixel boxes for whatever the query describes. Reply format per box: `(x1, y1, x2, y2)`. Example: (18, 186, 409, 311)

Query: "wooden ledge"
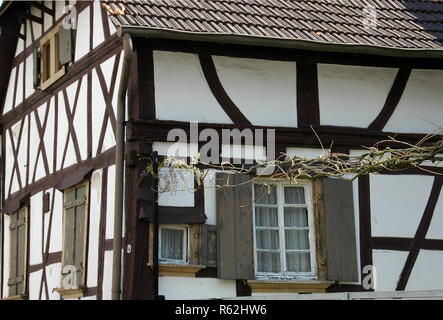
(159, 264, 205, 277)
(54, 287, 85, 299)
(247, 280, 333, 293)
(2, 294, 28, 300)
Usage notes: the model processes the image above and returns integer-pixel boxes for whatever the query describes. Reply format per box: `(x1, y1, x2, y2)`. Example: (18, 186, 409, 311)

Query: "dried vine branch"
(142, 134, 443, 193)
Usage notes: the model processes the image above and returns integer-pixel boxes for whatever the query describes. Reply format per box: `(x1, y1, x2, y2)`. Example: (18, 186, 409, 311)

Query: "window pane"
(257, 251, 281, 273)
(65, 189, 75, 203)
(286, 252, 311, 272)
(254, 184, 277, 205)
(284, 208, 308, 227)
(255, 207, 278, 227)
(284, 187, 305, 204)
(285, 230, 310, 250)
(161, 228, 184, 261)
(256, 230, 279, 250)
(76, 185, 86, 199)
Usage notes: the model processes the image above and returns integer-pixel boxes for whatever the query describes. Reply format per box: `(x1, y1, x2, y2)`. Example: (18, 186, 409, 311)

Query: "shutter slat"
(216, 173, 254, 280)
(64, 207, 75, 267)
(16, 209, 26, 295)
(323, 178, 358, 282)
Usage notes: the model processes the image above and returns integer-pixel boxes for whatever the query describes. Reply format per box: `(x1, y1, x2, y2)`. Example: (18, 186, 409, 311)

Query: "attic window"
(35, 22, 72, 90)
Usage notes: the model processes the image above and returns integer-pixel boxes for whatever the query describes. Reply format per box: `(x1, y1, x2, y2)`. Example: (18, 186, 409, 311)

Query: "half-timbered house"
(1, 0, 443, 300)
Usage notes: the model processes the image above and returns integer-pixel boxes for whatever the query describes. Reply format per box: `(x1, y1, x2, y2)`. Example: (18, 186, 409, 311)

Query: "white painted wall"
(372, 250, 408, 291)
(318, 64, 397, 128)
(384, 69, 443, 134)
(407, 250, 443, 290)
(159, 277, 236, 300)
(213, 56, 297, 127)
(154, 51, 233, 124)
(370, 174, 434, 238)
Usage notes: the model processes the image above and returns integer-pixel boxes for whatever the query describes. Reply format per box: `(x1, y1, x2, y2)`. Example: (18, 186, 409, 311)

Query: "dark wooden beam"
(297, 62, 320, 127)
(25, 1, 54, 16)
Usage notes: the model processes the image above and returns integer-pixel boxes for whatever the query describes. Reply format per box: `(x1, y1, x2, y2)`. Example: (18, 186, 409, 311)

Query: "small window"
(61, 181, 89, 291)
(253, 182, 316, 279)
(8, 207, 28, 298)
(159, 225, 189, 264)
(37, 23, 67, 90)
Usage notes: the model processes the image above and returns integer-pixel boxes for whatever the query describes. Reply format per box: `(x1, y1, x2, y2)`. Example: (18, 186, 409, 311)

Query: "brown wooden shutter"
(199, 224, 217, 268)
(322, 177, 358, 282)
(58, 25, 73, 65)
(216, 173, 254, 280)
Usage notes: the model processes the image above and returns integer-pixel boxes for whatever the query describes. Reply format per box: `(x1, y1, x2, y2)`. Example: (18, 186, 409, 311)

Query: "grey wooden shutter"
(63, 185, 87, 288)
(8, 208, 26, 296)
(58, 25, 73, 65)
(199, 224, 217, 268)
(33, 48, 40, 89)
(323, 177, 358, 282)
(216, 173, 254, 280)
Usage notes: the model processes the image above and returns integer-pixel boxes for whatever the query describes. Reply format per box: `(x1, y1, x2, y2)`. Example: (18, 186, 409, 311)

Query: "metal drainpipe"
(151, 151, 160, 299)
(112, 33, 133, 300)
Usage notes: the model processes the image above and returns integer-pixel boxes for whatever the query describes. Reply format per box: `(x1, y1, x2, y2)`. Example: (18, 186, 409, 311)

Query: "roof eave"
(118, 25, 443, 60)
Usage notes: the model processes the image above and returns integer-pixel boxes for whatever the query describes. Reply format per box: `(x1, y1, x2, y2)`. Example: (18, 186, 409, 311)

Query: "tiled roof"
(104, 0, 443, 51)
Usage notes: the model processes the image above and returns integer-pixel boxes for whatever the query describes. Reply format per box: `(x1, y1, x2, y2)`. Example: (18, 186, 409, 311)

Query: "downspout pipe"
(112, 33, 133, 300)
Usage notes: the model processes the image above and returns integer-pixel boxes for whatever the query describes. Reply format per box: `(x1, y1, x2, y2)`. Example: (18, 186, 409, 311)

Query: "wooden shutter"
(199, 224, 217, 268)
(33, 48, 40, 89)
(322, 177, 358, 282)
(8, 208, 27, 297)
(216, 173, 254, 280)
(58, 25, 73, 65)
(63, 184, 87, 288)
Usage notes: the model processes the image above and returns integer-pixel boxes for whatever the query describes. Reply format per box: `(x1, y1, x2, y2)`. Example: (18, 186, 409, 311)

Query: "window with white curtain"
(159, 225, 189, 264)
(253, 182, 316, 279)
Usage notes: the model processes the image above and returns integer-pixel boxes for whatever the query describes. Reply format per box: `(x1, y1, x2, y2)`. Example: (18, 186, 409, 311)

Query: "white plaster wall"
(106, 165, 115, 239)
(43, 1, 53, 33)
(370, 174, 434, 238)
(213, 56, 297, 127)
(74, 6, 90, 61)
(384, 69, 443, 134)
(92, 0, 105, 49)
(159, 277, 236, 300)
(87, 170, 102, 288)
(102, 251, 113, 300)
(153, 142, 199, 158)
(318, 64, 397, 128)
(372, 250, 408, 291)
(28, 270, 43, 300)
(154, 51, 233, 124)
(407, 250, 443, 290)
(426, 189, 443, 239)
(3, 66, 16, 114)
(30, 192, 43, 265)
(31, 6, 42, 40)
(55, 1, 65, 20)
(45, 262, 62, 300)
(25, 55, 34, 99)
(15, 63, 23, 107)
(286, 147, 328, 159)
(71, 76, 88, 161)
(158, 168, 195, 207)
(203, 170, 217, 225)
(49, 190, 64, 253)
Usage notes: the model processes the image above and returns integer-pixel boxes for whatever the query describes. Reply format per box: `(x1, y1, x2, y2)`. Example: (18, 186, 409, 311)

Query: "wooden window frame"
(159, 224, 189, 265)
(39, 22, 65, 90)
(59, 180, 89, 298)
(7, 207, 29, 299)
(252, 181, 317, 280)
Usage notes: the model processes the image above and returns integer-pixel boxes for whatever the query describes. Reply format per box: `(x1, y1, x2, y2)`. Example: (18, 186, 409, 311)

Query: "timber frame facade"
(1, 0, 443, 300)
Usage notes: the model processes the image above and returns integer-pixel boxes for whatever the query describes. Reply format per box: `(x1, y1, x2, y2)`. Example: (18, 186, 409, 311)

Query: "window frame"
(38, 22, 65, 90)
(252, 180, 317, 280)
(159, 224, 189, 265)
(60, 180, 90, 291)
(8, 206, 29, 298)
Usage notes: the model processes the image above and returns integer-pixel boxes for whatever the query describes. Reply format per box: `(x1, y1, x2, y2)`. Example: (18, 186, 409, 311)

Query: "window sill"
(247, 280, 333, 294)
(2, 294, 28, 300)
(54, 287, 85, 299)
(159, 264, 206, 277)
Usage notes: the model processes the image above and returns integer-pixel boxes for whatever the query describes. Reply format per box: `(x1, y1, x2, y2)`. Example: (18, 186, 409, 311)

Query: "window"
(8, 207, 28, 298)
(253, 182, 316, 279)
(61, 181, 89, 291)
(35, 22, 72, 90)
(159, 225, 189, 264)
